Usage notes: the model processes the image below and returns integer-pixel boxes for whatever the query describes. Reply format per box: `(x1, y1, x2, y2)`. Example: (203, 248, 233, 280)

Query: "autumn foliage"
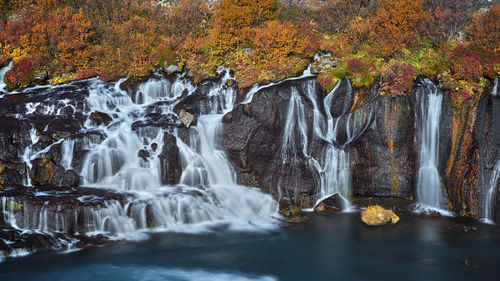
(0, 0, 498, 107)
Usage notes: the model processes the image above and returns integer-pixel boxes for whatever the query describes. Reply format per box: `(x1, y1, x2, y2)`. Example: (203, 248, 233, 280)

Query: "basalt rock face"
(350, 93, 416, 199)
(475, 86, 500, 221)
(0, 77, 185, 190)
(159, 132, 182, 185)
(435, 79, 500, 218)
(222, 77, 319, 198)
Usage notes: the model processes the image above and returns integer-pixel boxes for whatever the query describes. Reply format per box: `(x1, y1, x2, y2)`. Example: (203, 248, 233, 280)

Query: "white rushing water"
(273, 77, 376, 210)
(415, 79, 452, 215)
(483, 161, 500, 224)
(0, 67, 279, 245)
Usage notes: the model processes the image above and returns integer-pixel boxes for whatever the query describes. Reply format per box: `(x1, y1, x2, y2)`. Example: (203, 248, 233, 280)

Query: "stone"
(298, 194, 315, 209)
(279, 204, 302, 217)
(159, 132, 182, 185)
(179, 109, 194, 128)
(89, 111, 113, 125)
(138, 149, 150, 159)
(310, 55, 338, 74)
(222, 77, 320, 199)
(361, 205, 400, 226)
(313, 193, 343, 212)
(164, 64, 181, 75)
(30, 158, 54, 186)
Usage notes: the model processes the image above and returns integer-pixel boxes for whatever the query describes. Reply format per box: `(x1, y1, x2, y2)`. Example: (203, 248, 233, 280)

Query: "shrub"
(313, 0, 377, 34)
(380, 60, 418, 96)
(467, 2, 500, 50)
(208, 0, 277, 54)
(4, 57, 35, 89)
(371, 0, 426, 56)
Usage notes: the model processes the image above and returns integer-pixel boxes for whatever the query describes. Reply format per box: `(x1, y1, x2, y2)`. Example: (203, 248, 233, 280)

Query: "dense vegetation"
(0, 0, 499, 107)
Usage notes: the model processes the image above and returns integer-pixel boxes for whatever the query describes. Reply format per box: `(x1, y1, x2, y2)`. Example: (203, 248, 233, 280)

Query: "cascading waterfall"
(21, 127, 39, 186)
(0, 67, 278, 249)
(483, 161, 500, 224)
(275, 77, 376, 209)
(415, 79, 447, 212)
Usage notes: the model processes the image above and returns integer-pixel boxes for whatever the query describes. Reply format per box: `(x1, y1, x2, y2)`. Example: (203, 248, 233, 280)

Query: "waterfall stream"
(483, 161, 500, 224)
(0, 68, 279, 246)
(415, 79, 452, 215)
(268, 77, 377, 210)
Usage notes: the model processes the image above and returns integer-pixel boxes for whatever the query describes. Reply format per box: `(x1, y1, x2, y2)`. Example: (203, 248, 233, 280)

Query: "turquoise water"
(1, 212, 499, 281)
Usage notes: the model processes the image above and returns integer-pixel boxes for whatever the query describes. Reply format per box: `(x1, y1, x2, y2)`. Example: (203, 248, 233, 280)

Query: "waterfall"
(276, 77, 376, 209)
(415, 79, 449, 213)
(0, 67, 278, 250)
(21, 127, 39, 186)
(483, 161, 500, 223)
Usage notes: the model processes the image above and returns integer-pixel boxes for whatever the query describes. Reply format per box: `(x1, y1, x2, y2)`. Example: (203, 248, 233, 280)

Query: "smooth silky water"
(1, 212, 499, 281)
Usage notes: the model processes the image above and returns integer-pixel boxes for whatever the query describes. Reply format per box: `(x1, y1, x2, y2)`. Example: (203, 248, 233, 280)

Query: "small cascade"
(277, 77, 377, 209)
(415, 79, 448, 213)
(0, 66, 278, 251)
(21, 127, 39, 186)
(483, 161, 500, 223)
(60, 138, 76, 170)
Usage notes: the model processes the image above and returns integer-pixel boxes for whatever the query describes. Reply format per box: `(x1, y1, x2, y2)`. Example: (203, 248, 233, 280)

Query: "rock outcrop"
(361, 205, 400, 226)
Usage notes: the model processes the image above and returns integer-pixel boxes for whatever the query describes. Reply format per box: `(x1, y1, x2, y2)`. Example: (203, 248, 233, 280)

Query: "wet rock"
(313, 193, 343, 212)
(159, 132, 182, 185)
(351, 92, 415, 199)
(279, 204, 302, 217)
(41, 117, 82, 141)
(173, 91, 207, 116)
(0, 162, 26, 189)
(138, 149, 150, 159)
(473, 84, 500, 221)
(222, 77, 319, 199)
(297, 194, 315, 209)
(30, 158, 54, 186)
(0, 117, 31, 162)
(52, 165, 80, 188)
(361, 205, 400, 226)
(179, 109, 195, 128)
(151, 143, 158, 151)
(89, 111, 113, 125)
(328, 77, 354, 118)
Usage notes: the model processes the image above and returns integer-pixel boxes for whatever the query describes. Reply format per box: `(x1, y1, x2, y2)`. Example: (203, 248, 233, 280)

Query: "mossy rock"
(361, 205, 400, 226)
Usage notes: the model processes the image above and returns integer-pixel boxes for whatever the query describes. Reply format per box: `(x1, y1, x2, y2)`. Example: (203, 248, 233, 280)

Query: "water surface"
(1, 212, 499, 281)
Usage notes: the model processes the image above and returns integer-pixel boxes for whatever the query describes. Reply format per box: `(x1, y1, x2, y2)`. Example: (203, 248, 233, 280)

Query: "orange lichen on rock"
(361, 205, 400, 226)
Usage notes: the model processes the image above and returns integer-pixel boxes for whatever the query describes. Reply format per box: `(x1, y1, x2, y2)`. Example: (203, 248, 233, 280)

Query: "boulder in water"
(159, 132, 182, 185)
(89, 111, 113, 125)
(361, 205, 399, 226)
(279, 204, 302, 217)
(313, 193, 343, 212)
(179, 109, 195, 128)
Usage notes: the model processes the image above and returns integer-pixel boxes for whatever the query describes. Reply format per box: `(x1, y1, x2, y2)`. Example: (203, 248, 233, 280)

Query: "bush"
(371, 0, 426, 56)
(467, 2, 500, 50)
(4, 57, 35, 89)
(208, 0, 277, 54)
